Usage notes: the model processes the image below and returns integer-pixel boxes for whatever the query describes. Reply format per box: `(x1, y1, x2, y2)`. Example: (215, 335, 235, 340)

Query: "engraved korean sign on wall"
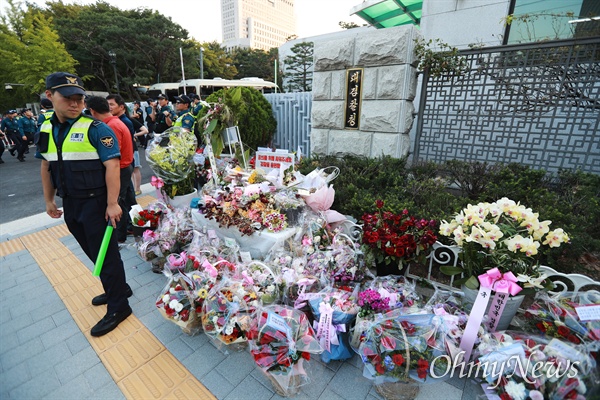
(344, 68, 363, 129)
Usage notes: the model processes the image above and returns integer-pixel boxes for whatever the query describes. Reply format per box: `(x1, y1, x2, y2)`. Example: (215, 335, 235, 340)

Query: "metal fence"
(413, 37, 600, 174)
(264, 92, 312, 157)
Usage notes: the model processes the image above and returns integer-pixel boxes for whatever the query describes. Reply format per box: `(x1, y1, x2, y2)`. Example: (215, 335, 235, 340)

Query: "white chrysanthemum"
(169, 299, 181, 311)
(225, 325, 234, 335)
(505, 380, 526, 400)
(162, 294, 171, 303)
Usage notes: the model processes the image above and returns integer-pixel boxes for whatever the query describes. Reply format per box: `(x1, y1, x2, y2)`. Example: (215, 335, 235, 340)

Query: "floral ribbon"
(202, 259, 218, 279)
(378, 288, 398, 307)
(313, 303, 346, 352)
(460, 268, 522, 363)
(150, 176, 165, 201)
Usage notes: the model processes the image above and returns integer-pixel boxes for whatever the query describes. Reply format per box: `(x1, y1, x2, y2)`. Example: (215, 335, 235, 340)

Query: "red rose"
(375, 363, 386, 374)
(536, 322, 547, 332)
(567, 334, 581, 344)
(376, 200, 384, 209)
(301, 352, 310, 361)
(417, 367, 427, 379)
(392, 354, 405, 366)
(499, 393, 512, 400)
(557, 325, 570, 337)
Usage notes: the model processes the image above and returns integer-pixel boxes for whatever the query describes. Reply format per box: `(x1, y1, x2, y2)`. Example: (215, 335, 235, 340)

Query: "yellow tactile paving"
(15, 229, 215, 400)
(137, 194, 158, 208)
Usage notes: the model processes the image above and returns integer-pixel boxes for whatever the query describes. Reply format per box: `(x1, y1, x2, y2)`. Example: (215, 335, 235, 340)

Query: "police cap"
(40, 98, 53, 108)
(46, 72, 86, 97)
(174, 95, 191, 104)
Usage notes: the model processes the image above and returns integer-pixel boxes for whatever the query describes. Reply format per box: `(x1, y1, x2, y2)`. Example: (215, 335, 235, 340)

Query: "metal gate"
(264, 92, 312, 157)
(413, 37, 600, 174)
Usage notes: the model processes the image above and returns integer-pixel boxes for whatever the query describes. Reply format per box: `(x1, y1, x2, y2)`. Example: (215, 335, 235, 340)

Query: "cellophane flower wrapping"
(516, 292, 600, 350)
(201, 278, 258, 353)
(328, 233, 372, 286)
(146, 127, 197, 183)
(155, 271, 202, 336)
(309, 286, 360, 363)
(247, 305, 323, 397)
(358, 313, 449, 384)
(236, 261, 279, 305)
(474, 330, 598, 400)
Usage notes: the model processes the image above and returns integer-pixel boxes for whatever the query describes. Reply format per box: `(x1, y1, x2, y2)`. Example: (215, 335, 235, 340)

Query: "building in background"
(221, 0, 297, 51)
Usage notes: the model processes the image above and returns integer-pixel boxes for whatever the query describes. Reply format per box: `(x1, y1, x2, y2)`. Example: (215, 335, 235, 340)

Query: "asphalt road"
(0, 145, 155, 225)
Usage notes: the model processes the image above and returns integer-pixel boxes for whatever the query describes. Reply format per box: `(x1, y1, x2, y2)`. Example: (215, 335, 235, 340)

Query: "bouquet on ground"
(201, 279, 258, 352)
(361, 200, 438, 271)
(247, 305, 323, 397)
(328, 233, 372, 287)
(155, 271, 202, 335)
(238, 261, 279, 305)
(146, 126, 197, 199)
(129, 204, 161, 230)
(438, 197, 570, 291)
(518, 292, 600, 348)
(474, 331, 598, 400)
(309, 286, 360, 363)
(358, 313, 449, 384)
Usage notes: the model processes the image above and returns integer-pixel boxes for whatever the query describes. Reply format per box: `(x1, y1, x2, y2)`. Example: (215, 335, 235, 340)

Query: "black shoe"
(24, 149, 29, 154)
(0, 159, 4, 164)
(17, 156, 25, 162)
(90, 306, 132, 337)
(92, 286, 133, 306)
(9, 149, 15, 156)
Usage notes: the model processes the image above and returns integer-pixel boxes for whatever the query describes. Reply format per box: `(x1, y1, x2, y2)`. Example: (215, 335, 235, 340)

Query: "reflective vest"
(39, 115, 106, 198)
(173, 111, 195, 131)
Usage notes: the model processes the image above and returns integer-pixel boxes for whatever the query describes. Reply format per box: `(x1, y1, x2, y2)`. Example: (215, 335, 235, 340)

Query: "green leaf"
(464, 275, 479, 290)
(440, 266, 465, 276)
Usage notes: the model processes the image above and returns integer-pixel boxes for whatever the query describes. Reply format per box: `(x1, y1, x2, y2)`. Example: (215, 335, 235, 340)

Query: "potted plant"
(438, 197, 570, 329)
(146, 127, 198, 207)
(360, 200, 438, 276)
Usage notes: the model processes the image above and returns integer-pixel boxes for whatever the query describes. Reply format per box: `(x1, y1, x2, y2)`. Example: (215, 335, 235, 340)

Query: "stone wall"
(310, 25, 421, 158)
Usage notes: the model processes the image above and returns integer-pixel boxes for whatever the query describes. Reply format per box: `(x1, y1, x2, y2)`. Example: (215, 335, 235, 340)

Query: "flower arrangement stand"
(538, 265, 600, 301)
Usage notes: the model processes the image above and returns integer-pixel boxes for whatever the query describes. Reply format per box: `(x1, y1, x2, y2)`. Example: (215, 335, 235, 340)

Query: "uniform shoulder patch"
(100, 136, 115, 148)
(92, 120, 102, 127)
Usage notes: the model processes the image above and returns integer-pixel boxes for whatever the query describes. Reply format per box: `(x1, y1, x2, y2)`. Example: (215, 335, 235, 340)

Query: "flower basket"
(263, 363, 305, 397)
(374, 381, 420, 400)
(155, 274, 202, 336)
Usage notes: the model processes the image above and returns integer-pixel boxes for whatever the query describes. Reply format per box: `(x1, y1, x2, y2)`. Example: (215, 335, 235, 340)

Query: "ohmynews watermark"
(429, 351, 580, 389)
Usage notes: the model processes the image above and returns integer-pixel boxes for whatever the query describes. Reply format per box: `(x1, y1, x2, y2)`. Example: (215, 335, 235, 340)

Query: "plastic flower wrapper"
(328, 233, 373, 287)
(308, 286, 360, 363)
(146, 127, 197, 197)
(155, 270, 202, 336)
(515, 291, 600, 350)
(188, 258, 237, 319)
(358, 313, 450, 385)
(247, 305, 323, 397)
(237, 261, 279, 305)
(201, 278, 258, 353)
(473, 330, 598, 400)
(367, 276, 422, 312)
(273, 189, 307, 226)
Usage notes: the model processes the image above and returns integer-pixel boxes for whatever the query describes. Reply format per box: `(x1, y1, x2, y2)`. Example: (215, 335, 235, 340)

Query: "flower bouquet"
(309, 286, 360, 363)
(328, 233, 371, 287)
(438, 197, 570, 292)
(129, 204, 161, 237)
(155, 272, 202, 335)
(518, 292, 600, 349)
(238, 261, 279, 305)
(247, 305, 323, 397)
(358, 313, 449, 400)
(474, 330, 598, 400)
(146, 127, 197, 199)
(361, 200, 438, 276)
(201, 279, 258, 352)
(188, 258, 236, 321)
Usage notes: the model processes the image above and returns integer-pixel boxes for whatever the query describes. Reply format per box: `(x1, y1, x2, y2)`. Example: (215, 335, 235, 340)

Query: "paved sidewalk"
(0, 192, 484, 400)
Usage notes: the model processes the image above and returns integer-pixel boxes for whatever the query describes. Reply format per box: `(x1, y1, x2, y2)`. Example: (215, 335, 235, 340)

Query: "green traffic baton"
(93, 221, 114, 277)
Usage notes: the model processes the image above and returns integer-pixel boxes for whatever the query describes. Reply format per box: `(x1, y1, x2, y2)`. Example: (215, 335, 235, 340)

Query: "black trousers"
(117, 164, 135, 242)
(63, 194, 130, 314)
(7, 132, 26, 158)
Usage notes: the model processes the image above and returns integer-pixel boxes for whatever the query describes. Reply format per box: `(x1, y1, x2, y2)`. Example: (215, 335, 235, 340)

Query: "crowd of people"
(7, 71, 206, 337)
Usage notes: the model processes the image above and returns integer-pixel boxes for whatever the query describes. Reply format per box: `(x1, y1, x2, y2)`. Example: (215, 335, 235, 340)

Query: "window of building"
(505, 0, 599, 44)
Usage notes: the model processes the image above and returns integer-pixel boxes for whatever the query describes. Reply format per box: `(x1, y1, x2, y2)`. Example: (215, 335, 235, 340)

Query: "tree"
(201, 42, 237, 79)
(283, 41, 314, 92)
(0, 0, 76, 110)
(339, 21, 365, 29)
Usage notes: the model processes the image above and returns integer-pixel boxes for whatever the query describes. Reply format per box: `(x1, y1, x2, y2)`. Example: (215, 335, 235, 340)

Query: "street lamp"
(108, 50, 120, 93)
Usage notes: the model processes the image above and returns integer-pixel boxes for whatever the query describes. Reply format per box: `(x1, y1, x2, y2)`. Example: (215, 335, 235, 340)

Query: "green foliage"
(300, 155, 600, 277)
(414, 38, 468, 78)
(200, 87, 276, 153)
(231, 47, 278, 82)
(284, 41, 314, 92)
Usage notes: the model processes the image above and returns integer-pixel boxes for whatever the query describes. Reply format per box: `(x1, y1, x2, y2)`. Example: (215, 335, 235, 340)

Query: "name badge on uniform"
(70, 133, 84, 142)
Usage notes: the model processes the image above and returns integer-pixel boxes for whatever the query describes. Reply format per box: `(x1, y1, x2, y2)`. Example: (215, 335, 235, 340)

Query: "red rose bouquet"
(155, 273, 202, 336)
(247, 305, 323, 397)
(357, 313, 449, 384)
(361, 200, 437, 271)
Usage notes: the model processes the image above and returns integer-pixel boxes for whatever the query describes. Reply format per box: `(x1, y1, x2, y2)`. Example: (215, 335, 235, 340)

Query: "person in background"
(128, 109, 148, 196)
(37, 72, 132, 337)
(131, 101, 146, 148)
(18, 108, 37, 153)
(87, 96, 134, 245)
(151, 93, 174, 134)
(1, 109, 26, 161)
(0, 126, 5, 164)
(35, 97, 54, 146)
(145, 98, 156, 140)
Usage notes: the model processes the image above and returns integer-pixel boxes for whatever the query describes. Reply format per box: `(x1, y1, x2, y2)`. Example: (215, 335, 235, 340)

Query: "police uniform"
(174, 109, 195, 131)
(37, 71, 131, 337)
(154, 95, 174, 134)
(18, 113, 37, 146)
(1, 112, 25, 160)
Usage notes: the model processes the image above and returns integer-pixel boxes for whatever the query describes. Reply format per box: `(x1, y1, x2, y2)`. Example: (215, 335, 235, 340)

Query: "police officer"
(18, 108, 37, 152)
(1, 109, 26, 161)
(173, 94, 195, 132)
(151, 93, 174, 134)
(36, 72, 132, 337)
